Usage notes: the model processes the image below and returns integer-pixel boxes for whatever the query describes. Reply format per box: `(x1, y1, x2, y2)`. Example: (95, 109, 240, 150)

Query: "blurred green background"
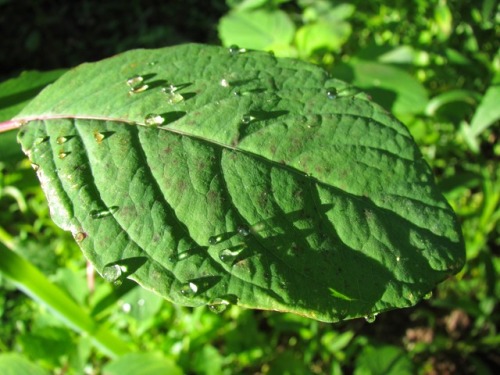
(0, 0, 499, 374)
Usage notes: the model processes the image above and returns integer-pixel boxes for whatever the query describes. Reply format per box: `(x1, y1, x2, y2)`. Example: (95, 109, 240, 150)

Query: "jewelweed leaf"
(11, 44, 464, 322)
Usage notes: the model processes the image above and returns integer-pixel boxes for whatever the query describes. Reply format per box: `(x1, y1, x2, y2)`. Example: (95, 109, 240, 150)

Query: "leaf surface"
(12, 44, 464, 322)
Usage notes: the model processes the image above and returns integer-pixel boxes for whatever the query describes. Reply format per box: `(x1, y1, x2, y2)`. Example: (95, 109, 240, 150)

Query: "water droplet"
(90, 206, 119, 219)
(229, 45, 246, 55)
(229, 45, 240, 55)
(144, 113, 165, 126)
(219, 248, 241, 263)
(396, 256, 401, 262)
(220, 78, 230, 87)
(102, 264, 123, 282)
(122, 302, 132, 313)
(58, 151, 68, 159)
(175, 247, 201, 261)
(138, 298, 145, 306)
(56, 136, 68, 144)
(207, 298, 230, 314)
(326, 88, 338, 99)
(94, 131, 105, 143)
(30, 163, 39, 171)
(241, 115, 255, 124)
(148, 61, 158, 66)
(127, 75, 143, 87)
(161, 86, 184, 104)
(423, 291, 433, 300)
(34, 136, 50, 145)
(180, 281, 198, 297)
(208, 235, 223, 245)
(129, 84, 149, 94)
(364, 313, 377, 323)
(74, 232, 87, 242)
(237, 225, 250, 237)
(168, 92, 184, 104)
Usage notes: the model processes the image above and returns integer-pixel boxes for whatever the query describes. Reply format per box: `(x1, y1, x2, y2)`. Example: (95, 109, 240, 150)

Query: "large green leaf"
(9, 44, 464, 322)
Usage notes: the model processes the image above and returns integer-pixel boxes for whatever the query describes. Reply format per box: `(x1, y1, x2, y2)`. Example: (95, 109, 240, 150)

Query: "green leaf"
(0, 353, 49, 375)
(295, 20, 352, 56)
(0, 242, 132, 357)
(331, 60, 429, 116)
(470, 84, 500, 137)
(354, 345, 414, 375)
(11, 44, 464, 322)
(103, 353, 182, 375)
(0, 70, 66, 163)
(218, 10, 295, 53)
(0, 69, 67, 122)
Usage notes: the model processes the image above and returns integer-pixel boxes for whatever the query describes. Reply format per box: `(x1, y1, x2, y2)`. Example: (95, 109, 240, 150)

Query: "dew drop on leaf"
(364, 313, 377, 323)
(228, 45, 240, 55)
(241, 115, 254, 124)
(162, 86, 184, 104)
(237, 225, 251, 237)
(56, 136, 68, 144)
(90, 206, 119, 219)
(168, 92, 184, 104)
(207, 298, 230, 314)
(326, 88, 337, 99)
(180, 281, 198, 296)
(144, 113, 165, 126)
(219, 248, 241, 263)
(102, 264, 122, 282)
(129, 84, 149, 94)
(34, 136, 50, 146)
(93, 131, 105, 144)
(122, 302, 132, 313)
(127, 75, 144, 87)
(74, 232, 87, 242)
(208, 235, 223, 245)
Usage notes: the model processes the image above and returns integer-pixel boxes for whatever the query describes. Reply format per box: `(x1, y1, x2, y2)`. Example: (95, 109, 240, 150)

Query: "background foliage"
(0, 0, 498, 374)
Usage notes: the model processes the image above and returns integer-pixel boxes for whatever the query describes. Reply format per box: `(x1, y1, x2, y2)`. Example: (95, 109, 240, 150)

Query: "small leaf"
(11, 44, 464, 322)
(470, 84, 500, 137)
(332, 60, 429, 116)
(0, 353, 49, 375)
(103, 353, 182, 375)
(354, 345, 414, 375)
(218, 10, 295, 53)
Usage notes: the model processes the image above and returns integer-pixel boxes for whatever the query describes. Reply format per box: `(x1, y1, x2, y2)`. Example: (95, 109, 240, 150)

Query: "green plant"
(1, 1, 498, 373)
(2, 43, 465, 325)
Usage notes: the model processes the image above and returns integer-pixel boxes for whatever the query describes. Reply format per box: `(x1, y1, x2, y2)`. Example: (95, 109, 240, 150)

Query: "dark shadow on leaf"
(159, 111, 186, 125)
(181, 92, 196, 101)
(141, 73, 157, 81)
(238, 110, 289, 141)
(172, 246, 208, 262)
(191, 275, 223, 294)
(90, 279, 137, 317)
(111, 256, 149, 278)
(146, 79, 168, 90)
(363, 87, 397, 112)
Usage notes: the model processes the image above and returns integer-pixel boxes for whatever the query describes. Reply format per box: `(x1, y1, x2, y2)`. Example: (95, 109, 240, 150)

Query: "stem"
(0, 241, 132, 358)
(0, 119, 23, 133)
